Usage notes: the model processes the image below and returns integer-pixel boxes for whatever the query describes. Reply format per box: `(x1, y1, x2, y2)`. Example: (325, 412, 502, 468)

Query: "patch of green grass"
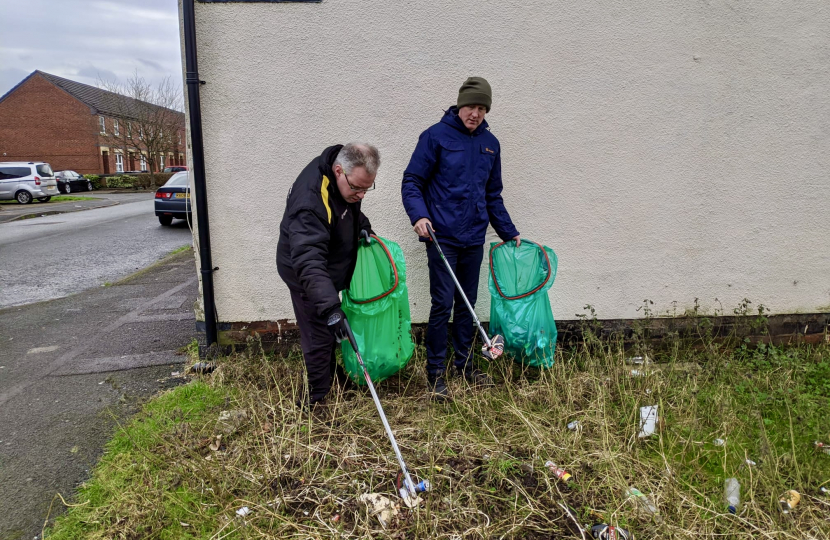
(45, 382, 229, 540)
(51, 195, 97, 202)
(0, 195, 96, 204)
(45, 334, 830, 539)
(169, 244, 192, 256)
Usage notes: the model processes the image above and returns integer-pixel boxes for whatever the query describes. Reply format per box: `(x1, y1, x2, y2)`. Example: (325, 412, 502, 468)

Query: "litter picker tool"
(426, 224, 504, 360)
(341, 319, 429, 505)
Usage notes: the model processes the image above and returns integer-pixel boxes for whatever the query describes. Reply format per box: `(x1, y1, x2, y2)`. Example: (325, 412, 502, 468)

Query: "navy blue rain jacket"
(401, 107, 519, 248)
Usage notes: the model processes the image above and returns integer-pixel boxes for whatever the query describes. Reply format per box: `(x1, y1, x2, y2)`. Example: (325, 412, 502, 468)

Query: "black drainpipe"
(183, 0, 219, 350)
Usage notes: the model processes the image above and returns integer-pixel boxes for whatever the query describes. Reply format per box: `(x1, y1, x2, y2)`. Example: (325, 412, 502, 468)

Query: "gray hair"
(334, 143, 380, 176)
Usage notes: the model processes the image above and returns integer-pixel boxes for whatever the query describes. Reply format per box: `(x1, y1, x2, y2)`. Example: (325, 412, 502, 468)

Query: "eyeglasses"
(343, 171, 375, 193)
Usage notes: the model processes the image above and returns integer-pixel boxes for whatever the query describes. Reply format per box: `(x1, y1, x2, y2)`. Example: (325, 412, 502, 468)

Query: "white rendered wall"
(187, 0, 830, 324)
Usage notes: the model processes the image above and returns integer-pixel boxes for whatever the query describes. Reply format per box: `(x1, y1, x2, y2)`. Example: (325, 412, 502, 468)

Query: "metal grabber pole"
(342, 319, 428, 502)
(426, 224, 504, 360)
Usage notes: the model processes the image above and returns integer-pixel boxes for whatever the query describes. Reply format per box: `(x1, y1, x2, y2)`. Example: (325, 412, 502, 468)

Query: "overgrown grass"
(45, 331, 830, 539)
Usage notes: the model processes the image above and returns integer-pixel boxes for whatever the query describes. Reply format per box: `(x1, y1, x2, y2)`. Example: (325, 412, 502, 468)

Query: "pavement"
(0, 190, 152, 224)
(0, 192, 192, 308)
(0, 249, 201, 539)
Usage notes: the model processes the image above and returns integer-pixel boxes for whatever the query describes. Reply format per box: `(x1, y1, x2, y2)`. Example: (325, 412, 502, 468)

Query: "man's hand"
(360, 229, 372, 244)
(414, 217, 433, 239)
(326, 307, 349, 343)
(513, 235, 521, 247)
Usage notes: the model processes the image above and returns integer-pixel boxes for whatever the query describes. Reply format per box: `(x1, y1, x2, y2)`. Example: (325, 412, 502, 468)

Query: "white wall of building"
(187, 0, 830, 324)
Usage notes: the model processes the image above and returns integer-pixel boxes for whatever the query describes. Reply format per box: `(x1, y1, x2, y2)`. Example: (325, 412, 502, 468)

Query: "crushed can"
(779, 490, 801, 513)
(544, 461, 573, 484)
(591, 524, 632, 540)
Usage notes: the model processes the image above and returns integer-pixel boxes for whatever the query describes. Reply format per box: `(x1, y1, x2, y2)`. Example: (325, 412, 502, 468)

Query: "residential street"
(0, 249, 200, 539)
(0, 192, 192, 308)
(0, 199, 200, 538)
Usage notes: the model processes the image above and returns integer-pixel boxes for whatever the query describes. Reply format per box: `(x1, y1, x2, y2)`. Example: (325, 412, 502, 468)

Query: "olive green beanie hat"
(457, 76, 492, 112)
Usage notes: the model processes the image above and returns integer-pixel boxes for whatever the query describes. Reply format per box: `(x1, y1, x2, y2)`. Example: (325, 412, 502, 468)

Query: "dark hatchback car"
(154, 171, 191, 226)
(54, 170, 93, 194)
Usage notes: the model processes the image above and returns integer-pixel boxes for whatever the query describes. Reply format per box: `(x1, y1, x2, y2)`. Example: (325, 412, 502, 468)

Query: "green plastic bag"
(341, 236, 414, 385)
(488, 240, 558, 368)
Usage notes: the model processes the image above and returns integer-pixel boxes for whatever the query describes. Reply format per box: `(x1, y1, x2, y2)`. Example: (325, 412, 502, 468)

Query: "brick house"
(0, 71, 186, 175)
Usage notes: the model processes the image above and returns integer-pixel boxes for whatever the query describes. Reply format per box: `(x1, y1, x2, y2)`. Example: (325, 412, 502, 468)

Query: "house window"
(178, 133, 182, 145)
(113, 119, 119, 136)
(140, 154, 147, 171)
(160, 155, 165, 169)
(127, 122, 132, 139)
(115, 153, 124, 173)
(139, 127, 144, 140)
(99, 116, 106, 133)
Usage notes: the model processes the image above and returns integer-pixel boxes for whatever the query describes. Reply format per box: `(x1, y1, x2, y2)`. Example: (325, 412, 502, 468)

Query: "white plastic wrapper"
(638, 405, 658, 438)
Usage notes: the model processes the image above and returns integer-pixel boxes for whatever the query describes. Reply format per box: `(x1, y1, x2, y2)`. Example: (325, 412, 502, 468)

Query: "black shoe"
(426, 375, 450, 402)
(296, 396, 325, 412)
(458, 367, 494, 387)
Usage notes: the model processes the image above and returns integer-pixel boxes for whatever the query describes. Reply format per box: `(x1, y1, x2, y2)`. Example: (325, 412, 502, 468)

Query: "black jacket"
(277, 145, 373, 316)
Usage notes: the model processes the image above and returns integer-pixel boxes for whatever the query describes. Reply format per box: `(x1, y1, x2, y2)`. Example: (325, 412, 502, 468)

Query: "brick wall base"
(197, 312, 830, 356)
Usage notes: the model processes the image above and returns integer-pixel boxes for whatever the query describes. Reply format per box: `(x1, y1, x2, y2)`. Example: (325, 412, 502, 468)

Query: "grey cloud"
(137, 58, 166, 72)
(0, 0, 182, 96)
(76, 65, 120, 84)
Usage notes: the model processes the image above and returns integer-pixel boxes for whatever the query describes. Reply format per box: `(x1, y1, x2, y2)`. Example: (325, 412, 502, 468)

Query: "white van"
(0, 162, 60, 204)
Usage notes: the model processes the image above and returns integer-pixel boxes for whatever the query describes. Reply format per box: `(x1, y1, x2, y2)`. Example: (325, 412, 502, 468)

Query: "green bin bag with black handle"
(341, 236, 414, 385)
(488, 240, 558, 368)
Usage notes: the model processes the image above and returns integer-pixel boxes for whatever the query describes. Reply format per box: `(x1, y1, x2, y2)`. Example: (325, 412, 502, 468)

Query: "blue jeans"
(425, 242, 484, 376)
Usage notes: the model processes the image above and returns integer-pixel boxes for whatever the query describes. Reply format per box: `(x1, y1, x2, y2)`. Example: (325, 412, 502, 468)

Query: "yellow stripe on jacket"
(321, 175, 332, 224)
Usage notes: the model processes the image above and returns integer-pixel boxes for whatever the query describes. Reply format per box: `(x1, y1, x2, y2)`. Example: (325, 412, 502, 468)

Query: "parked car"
(0, 161, 59, 204)
(163, 166, 187, 173)
(154, 171, 191, 226)
(55, 170, 94, 194)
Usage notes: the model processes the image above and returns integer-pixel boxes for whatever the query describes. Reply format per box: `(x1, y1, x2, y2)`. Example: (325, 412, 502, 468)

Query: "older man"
(277, 143, 379, 408)
(402, 77, 520, 401)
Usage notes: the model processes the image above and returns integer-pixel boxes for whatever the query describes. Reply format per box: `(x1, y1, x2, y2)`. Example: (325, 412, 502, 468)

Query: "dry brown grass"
(47, 333, 830, 539)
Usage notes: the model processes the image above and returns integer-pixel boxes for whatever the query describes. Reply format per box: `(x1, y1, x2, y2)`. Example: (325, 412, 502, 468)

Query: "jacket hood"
(440, 106, 489, 136)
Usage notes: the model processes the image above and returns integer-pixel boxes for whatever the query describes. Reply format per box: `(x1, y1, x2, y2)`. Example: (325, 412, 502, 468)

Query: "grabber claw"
(396, 471, 429, 508)
(482, 334, 505, 360)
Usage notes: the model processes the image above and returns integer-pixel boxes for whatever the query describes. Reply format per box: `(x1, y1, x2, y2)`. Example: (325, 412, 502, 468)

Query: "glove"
(360, 229, 372, 244)
(325, 307, 349, 343)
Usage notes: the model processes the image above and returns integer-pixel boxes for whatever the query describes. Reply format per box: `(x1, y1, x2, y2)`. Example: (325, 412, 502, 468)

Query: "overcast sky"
(0, 0, 182, 97)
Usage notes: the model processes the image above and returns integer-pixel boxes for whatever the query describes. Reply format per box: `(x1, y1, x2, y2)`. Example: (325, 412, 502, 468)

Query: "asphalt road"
(0, 193, 193, 308)
(0, 250, 200, 539)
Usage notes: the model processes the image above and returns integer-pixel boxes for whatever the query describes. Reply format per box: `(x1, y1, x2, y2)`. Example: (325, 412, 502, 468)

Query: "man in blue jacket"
(402, 77, 520, 401)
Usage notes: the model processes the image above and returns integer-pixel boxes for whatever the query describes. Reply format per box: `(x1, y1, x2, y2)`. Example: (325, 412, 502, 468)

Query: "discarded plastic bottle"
(626, 486, 662, 522)
(591, 524, 632, 540)
(724, 478, 740, 514)
(779, 490, 801, 514)
(544, 461, 574, 486)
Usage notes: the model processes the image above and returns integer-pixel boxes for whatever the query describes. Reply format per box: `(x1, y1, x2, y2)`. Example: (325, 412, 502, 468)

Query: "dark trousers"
(290, 289, 343, 404)
(425, 242, 484, 376)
